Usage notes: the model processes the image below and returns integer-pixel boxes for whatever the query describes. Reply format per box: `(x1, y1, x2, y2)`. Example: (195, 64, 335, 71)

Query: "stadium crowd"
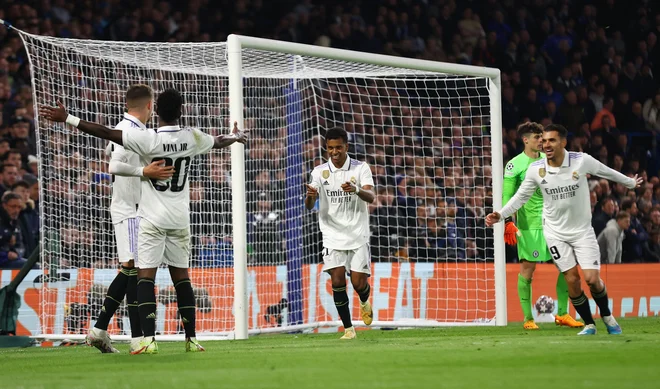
(1, 0, 660, 268)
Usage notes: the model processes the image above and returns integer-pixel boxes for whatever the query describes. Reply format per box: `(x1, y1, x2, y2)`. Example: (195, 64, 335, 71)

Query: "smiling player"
(487, 124, 642, 335)
(305, 127, 375, 340)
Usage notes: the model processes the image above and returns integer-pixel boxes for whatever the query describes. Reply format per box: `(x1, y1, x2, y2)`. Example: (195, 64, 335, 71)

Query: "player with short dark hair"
(72, 84, 177, 353)
(487, 124, 643, 335)
(41, 88, 248, 353)
(305, 127, 375, 339)
(503, 122, 581, 329)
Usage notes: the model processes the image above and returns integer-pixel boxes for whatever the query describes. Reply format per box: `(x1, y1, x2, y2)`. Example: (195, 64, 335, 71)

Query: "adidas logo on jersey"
(541, 179, 548, 184)
(323, 181, 330, 185)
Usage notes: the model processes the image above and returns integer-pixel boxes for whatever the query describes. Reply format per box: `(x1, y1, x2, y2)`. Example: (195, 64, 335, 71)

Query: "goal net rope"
(14, 31, 499, 340)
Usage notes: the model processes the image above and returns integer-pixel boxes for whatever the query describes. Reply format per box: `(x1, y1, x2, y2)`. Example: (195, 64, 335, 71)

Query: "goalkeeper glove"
(504, 218, 520, 246)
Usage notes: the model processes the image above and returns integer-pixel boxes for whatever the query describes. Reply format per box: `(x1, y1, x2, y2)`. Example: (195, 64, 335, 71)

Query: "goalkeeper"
(504, 122, 583, 329)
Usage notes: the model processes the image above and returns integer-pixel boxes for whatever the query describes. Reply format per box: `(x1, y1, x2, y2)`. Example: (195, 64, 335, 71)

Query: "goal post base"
(32, 319, 496, 343)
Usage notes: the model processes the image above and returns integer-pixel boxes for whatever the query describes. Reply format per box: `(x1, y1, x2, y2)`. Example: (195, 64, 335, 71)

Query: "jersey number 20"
(150, 157, 191, 192)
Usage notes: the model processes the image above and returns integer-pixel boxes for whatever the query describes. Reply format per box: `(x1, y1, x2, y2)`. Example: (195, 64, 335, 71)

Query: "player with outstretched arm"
(503, 122, 582, 330)
(87, 84, 175, 353)
(42, 89, 248, 353)
(305, 127, 374, 340)
(487, 124, 642, 335)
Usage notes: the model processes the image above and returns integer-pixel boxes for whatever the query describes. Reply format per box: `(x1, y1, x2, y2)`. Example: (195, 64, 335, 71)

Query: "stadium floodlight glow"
(13, 27, 505, 342)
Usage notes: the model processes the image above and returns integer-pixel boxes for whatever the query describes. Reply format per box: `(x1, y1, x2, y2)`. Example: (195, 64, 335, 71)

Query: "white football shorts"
(137, 218, 191, 269)
(322, 243, 371, 275)
(114, 218, 139, 263)
(544, 228, 601, 273)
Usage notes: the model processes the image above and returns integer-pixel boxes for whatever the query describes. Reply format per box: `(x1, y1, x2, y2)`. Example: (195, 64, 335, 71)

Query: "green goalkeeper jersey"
(502, 152, 545, 230)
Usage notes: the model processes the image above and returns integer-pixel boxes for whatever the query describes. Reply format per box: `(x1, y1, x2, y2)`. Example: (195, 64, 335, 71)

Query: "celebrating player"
(305, 127, 374, 340)
(503, 122, 582, 330)
(487, 124, 642, 335)
(87, 84, 175, 353)
(41, 88, 248, 353)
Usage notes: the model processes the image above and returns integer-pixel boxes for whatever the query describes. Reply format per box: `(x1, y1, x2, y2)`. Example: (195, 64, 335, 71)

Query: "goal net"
(15, 30, 505, 340)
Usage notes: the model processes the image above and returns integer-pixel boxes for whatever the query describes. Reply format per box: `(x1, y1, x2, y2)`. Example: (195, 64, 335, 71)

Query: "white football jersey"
(309, 156, 374, 250)
(499, 150, 636, 241)
(109, 113, 145, 224)
(122, 125, 215, 229)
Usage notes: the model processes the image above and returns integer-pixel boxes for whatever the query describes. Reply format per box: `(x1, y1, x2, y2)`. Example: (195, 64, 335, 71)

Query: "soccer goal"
(12, 27, 505, 341)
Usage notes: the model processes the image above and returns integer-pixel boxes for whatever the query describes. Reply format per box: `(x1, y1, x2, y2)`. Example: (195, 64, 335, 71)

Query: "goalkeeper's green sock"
(556, 272, 569, 316)
(518, 274, 534, 322)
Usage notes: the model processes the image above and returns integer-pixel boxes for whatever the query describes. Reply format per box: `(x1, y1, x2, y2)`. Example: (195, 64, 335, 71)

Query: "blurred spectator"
(598, 211, 630, 264)
(0, 163, 18, 198)
(642, 92, 660, 132)
(12, 180, 37, 255)
(642, 229, 660, 262)
(0, 192, 27, 268)
(620, 198, 648, 262)
(247, 192, 283, 265)
(592, 196, 617, 236)
(370, 187, 404, 262)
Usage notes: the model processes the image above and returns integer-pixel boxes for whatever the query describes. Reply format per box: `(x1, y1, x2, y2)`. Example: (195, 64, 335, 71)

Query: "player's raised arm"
(41, 102, 125, 145)
(486, 169, 538, 227)
(212, 122, 248, 149)
(582, 153, 643, 189)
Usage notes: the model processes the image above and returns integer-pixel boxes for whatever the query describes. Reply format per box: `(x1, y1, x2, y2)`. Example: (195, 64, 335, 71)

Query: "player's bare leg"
(564, 267, 598, 335)
(132, 267, 159, 354)
(583, 269, 621, 334)
(518, 260, 538, 329)
(86, 259, 138, 354)
(329, 267, 355, 339)
(350, 271, 372, 326)
(169, 266, 204, 351)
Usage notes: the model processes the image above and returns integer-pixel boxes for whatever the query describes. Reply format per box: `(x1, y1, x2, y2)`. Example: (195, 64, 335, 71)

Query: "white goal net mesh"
(18, 32, 496, 338)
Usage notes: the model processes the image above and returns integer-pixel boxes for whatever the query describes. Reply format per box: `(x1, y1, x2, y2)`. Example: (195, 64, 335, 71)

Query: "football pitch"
(2, 318, 659, 389)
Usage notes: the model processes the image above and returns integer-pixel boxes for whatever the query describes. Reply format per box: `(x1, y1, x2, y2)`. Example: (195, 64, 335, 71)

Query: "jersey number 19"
(150, 157, 191, 192)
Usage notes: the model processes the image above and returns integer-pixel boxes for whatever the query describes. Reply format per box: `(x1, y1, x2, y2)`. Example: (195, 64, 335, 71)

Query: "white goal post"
(10, 27, 505, 341)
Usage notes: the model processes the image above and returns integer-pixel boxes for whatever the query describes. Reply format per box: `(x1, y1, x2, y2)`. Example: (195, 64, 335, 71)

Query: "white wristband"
(354, 185, 360, 194)
(65, 114, 81, 127)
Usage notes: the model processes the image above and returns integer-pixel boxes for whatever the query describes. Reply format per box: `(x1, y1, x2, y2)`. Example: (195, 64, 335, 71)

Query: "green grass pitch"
(1, 318, 659, 389)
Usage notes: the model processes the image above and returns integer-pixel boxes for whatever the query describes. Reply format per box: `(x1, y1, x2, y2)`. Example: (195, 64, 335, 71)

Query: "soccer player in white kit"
(486, 124, 643, 335)
(305, 127, 375, 340)
(42, 89, 248, 353)
(86, 85, 175, 353)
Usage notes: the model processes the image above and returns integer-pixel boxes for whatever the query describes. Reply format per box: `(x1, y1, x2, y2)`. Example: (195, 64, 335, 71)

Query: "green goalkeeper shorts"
(517, 229, 552, 262)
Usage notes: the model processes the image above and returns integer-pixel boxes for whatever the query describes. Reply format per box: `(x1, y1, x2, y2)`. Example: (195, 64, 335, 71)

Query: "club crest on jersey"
(572, 171, 579, 181)
(538, 168, 546, 178)
(506, 162, 514, 171)
(322, 170, 330, 179)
